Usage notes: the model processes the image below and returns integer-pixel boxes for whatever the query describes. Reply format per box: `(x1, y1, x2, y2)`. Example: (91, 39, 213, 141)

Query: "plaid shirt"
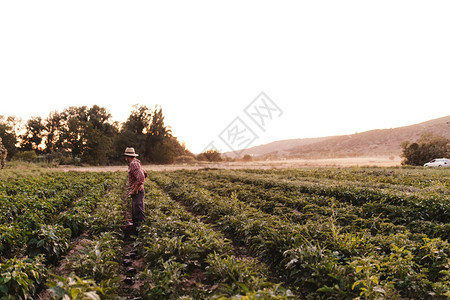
(127, 158, 145, 196)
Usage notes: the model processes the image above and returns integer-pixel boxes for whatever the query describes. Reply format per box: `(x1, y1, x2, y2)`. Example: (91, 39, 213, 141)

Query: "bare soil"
(54, 156, 402, 172)
(53, 233, 91, 277)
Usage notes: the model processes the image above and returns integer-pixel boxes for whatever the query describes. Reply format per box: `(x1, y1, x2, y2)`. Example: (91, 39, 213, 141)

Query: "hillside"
(225, 115, 450, 158)
(227, 137, 329, 157)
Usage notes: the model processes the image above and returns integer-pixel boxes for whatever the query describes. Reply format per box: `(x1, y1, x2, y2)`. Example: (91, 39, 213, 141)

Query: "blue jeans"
(131, 190, 145, 228)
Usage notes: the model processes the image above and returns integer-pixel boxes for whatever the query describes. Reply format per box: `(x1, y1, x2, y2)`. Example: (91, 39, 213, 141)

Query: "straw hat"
(123, 147, 139, 157)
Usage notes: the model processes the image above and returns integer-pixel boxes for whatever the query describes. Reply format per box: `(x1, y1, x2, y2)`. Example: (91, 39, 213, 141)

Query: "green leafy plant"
(0, 255, 47, 299)
(139, 259, 188, 300)
(47, 273, 118, 300)
(67, 233, 121, 282)
(205, 252, 276, 297)
(381, 244, 427, 298)
(0, 224, 22, 256)
(351, 256, 386, 300)
(27, 224, 71, 264)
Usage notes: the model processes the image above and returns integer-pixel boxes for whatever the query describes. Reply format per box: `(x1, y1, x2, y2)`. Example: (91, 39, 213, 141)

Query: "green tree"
(145, 106, 172, 162)
(57, 105, 119, 165)
(124, 105, 152, 135)
(59, 106, 89, 158)
(0, 116, 19, 159)
(146, 106, 192, 164)
(148, 107, 171, 139)
(44, 111, 64, 154)
(114, 105, 152, 162)
(20, 116, 45, 151)
(116, 105, 191, 164)
(147, 138, 177, 164)
(82, 105, 118, 165)
(401, 133, 450, 166)
(1, 104, 190, 166)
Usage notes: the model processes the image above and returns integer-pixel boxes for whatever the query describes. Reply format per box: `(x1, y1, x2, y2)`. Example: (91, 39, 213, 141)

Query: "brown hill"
(226, 115, 450, 158)
(224, 137, 328, 158)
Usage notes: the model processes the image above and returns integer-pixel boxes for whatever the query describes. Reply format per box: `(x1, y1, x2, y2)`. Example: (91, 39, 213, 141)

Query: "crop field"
(0, 167, 449, 299)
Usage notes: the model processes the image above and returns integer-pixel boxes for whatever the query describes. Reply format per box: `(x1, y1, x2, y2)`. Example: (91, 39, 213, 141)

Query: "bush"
(174, 155, 197, 164)
(242, 154, 253, 162)
(196, 150, 222, 162)
(38, 150, 80, 165)
(13, 150, 37, 163)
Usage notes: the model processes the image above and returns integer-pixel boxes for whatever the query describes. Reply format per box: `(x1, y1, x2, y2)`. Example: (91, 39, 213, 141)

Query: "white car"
(424, 158, 450, 167)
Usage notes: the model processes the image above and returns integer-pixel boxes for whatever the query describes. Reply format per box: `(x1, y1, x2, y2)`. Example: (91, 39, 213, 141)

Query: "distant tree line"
(0, 105, 192, 165)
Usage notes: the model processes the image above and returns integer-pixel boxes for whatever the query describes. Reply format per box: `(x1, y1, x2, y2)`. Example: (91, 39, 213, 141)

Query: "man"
(123, 147, 147, 232)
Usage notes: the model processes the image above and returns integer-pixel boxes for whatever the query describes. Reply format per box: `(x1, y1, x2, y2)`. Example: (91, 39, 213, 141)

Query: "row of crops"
(0, 170, 294, 299)
(146, 167, 450, 299)
(0, 167, 449, 299)
(0, 170, 126, 299)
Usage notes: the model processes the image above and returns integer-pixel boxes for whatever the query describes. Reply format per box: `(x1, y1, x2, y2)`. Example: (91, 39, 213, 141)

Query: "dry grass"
(53, 156, 402, 172)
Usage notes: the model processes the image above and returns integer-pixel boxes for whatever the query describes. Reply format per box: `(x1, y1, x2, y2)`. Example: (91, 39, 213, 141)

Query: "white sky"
(1, 1, 449, 153)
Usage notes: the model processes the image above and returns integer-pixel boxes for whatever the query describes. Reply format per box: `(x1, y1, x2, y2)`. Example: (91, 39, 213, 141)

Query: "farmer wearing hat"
(123, 147, 147, 232)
